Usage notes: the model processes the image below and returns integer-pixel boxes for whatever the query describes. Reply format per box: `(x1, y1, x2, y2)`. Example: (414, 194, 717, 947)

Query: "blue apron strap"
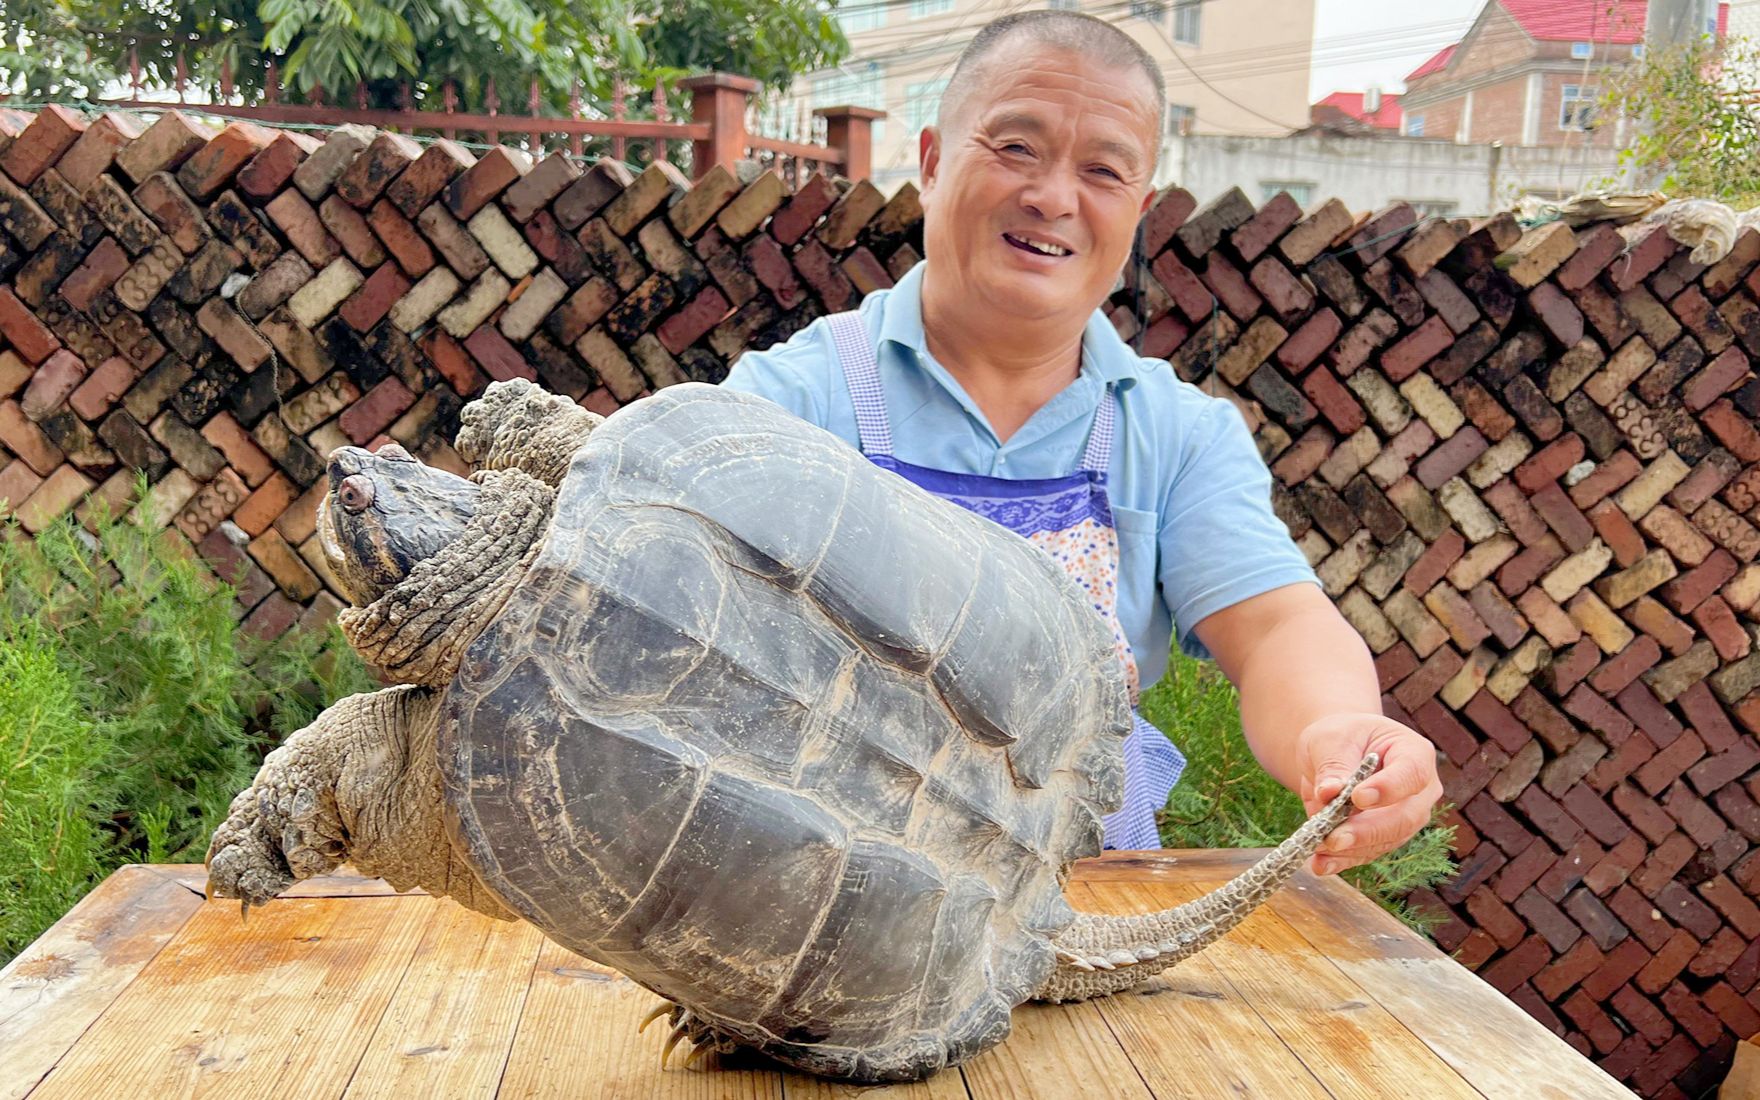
(1080, 384, 1116, 475)
(827, 311, 893, 458)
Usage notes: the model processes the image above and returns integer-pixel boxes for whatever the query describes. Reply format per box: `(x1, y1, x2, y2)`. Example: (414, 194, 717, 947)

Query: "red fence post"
(815, 106, 884, 182)
(680, 72, 759, 179)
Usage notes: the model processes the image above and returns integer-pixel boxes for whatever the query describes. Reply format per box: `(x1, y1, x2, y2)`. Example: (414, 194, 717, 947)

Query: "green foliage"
(0, 484, 371, 964)
(1602, 35, 1760, 207)
(0, 0, 846, 112)
(1141, 652, 1459, 939)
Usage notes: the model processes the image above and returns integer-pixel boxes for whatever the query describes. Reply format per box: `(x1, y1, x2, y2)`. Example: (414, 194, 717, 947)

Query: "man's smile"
(1002, 231, 1075, 258)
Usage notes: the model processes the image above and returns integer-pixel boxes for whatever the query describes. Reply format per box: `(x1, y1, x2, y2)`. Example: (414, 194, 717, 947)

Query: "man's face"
(919, 42, 1160, 327)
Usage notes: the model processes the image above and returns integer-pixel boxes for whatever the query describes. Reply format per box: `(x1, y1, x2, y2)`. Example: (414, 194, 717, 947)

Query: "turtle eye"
(338, 474, 375, 513)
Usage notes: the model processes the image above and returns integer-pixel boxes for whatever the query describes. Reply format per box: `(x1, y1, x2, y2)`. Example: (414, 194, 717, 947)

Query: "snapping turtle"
(205, 378, 1373, 1082)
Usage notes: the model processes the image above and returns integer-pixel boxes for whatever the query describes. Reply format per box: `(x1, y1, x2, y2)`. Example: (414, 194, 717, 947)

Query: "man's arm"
(1192, 583, 1444, 876)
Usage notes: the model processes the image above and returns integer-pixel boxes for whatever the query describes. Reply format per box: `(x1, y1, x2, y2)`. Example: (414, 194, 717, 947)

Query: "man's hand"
(1295, 712, 1443, 876)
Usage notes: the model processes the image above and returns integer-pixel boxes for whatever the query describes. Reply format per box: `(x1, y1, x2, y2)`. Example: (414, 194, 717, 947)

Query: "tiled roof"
(1405, 44, 1457, 82)
(1500, 0, 1649, 44)
(1313, 91, 1405, 130)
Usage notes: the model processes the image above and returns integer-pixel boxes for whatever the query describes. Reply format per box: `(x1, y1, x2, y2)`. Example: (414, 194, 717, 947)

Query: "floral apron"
(828, 312, 1184, 850)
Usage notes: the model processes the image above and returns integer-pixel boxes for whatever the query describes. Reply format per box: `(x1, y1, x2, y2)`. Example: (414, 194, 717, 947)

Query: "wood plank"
(28, 895, 432, 1098)
(1112, 878, 1483, 1098)
(957, 958, 1153, 1100)
(0, 865, 203, 1100)
(1068, 881, 1334, 1099)
(497, 937, 785, 1099)
(148, 863, 428, 899)
(1266, 875, 1635, 1100)
(1071, 849, 1264, 884)
(341, 905, 545, 1098)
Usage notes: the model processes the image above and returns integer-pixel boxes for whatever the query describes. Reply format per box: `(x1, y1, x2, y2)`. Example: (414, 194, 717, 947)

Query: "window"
(1172, 0, 1201, 44)
(905, 77, 950, 132)
(1048, 0, 1080, 9)
(1166, 104, 1195, 135)
(910, 0, 951, 16)
(1570, 41, 1593, 58)
(1130, 0, 1165, 19)
(836, 1, 883, 34)
(1261, 181, 1316, 207)
(1632, 44, 1645, 58)
(815, 64, 888, 144)
(1406, 114, 1425, 136)
(1560, 84, 1597, 130)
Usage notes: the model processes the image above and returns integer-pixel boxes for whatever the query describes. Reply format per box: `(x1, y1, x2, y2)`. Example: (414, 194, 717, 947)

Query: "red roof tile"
(1406, 44, 1457, 82)
(1501, 0, 1649, 44)
(1314, 91, 1406, 130)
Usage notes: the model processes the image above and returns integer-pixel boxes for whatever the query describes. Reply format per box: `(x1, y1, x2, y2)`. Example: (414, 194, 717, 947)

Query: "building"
(776, 0, 1316, 191)
(1309, 89, 1404, 133)
(1399, 0, 1726, 148)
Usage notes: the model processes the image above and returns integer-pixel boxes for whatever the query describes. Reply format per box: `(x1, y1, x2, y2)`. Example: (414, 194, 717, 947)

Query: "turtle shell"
(440, 383, 1129, 1081)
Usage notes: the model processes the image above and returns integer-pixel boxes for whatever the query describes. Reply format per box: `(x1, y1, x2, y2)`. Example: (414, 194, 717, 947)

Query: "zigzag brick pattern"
(4, 107, 1760, 1097)
(0, 108, 920, 641)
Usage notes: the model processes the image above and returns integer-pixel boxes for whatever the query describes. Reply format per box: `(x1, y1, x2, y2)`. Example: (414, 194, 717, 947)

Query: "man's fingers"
(1355, 738, 1438, 805)
(1320, 801, 1430, 856)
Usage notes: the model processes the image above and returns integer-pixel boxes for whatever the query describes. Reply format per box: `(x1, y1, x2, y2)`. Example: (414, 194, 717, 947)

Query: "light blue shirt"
(721, 262, 1319, 689)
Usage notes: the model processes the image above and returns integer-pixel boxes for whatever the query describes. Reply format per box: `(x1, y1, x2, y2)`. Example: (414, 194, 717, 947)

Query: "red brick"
(0, 287, 60, 364)
(1556, 223, 1626, 291)
(1413, 426, 1488, 489)
(328, 376, 415, 447)
(1660, 547, 1738, 614)
(0, 105, 86, 186)
(265, 189, 339, 267)
(175, 121, 274, 201)
(445, 146, 529, 220)
(1514, 433, 1585, 494)
(461, 326, 538, 385)
(319, 194, 387, 268)
(1683, 345, 1751, 411)
(1230, 190, 1301, 262)
(335, 131, 422, 209)
(1528, 282, 1585, 347)
(1150, 250, 1212, 322)
(235, 131, 318, 199)
(657, 286, 731, 354)
(1480, 934, 1552, 993)
(54, 113, 142, 193)
(1275, 309, 1341, 374)
(1705, 399, 1760, 461)
(1380, 315, 1455, 383)
(1692, 595, 1751, 661)
(388, 140, 475, 217)
(420, 329, 485, 398)
(366, 200, 436, 278)
(1247, 256, 1312, 322)
(338, 262, 411, 332)
(1299, 366, 1364, 434)
(20, 349, 86, 421)
(1530, 482, 1595, 551)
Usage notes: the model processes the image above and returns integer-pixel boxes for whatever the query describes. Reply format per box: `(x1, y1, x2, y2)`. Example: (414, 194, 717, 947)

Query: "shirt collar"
(875, 260, 1146, 393)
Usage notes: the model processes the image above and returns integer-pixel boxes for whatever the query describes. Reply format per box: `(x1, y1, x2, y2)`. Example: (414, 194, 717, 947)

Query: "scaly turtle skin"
(206, 379, 1373, 1083)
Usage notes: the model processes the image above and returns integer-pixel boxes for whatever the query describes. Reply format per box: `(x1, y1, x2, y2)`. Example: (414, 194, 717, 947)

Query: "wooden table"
(2, 850, 1634, 1099)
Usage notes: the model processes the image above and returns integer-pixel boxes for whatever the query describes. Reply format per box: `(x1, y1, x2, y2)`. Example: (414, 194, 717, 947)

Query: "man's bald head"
(937, 11, 1166, 136)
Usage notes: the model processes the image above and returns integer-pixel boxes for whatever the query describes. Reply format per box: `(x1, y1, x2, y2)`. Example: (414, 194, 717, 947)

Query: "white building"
(774, 0, 1318, 191)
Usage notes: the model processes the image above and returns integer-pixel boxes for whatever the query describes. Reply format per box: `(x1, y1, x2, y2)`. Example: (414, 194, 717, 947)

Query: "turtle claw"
(683, 1042, 713, 1070)
(661, 1026, 688, 1069)
(638, 1002, 673, 1034)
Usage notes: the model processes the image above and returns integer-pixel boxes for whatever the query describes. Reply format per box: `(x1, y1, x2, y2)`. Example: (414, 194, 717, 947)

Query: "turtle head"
(319, 444, 482, 606)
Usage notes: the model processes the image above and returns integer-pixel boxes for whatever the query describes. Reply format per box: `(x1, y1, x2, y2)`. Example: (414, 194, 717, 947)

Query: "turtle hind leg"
(643, 1003, 741, 1071)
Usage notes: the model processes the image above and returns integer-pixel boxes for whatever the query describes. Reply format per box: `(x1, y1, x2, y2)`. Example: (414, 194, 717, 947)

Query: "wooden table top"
(1, 850, 1634, 1099)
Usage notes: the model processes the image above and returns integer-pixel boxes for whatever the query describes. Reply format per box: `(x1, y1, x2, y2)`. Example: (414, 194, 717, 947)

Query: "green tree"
(0, 0, 846, 113)
(1602, 35, 1760, 207)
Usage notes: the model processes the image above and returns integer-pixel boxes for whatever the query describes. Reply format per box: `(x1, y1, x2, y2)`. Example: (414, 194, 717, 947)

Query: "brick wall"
(0, 106, 920, 638)
(3, 107, 1760, 1097)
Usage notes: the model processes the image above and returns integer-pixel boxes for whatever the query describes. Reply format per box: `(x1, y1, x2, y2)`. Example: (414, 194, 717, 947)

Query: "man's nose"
(1018, 164, 1080, 222)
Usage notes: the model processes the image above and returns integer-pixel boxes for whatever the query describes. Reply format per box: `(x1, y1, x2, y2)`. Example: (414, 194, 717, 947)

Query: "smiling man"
(722, 10, 1442, 874)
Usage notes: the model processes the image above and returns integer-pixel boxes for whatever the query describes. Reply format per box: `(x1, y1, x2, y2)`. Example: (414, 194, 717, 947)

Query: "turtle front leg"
(205, 685, 515, 922)
(454, 377, 603, 486)
(641, 1001, 742, 1070)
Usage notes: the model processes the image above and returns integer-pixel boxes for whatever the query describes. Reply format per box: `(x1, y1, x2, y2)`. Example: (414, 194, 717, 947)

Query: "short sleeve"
(1158, 398, 1320, 661)
(720, 320, 834, 428)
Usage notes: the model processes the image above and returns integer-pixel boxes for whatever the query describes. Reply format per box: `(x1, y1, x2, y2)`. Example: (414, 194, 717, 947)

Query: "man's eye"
(1001, 142, 1031, 155)
(1091, 166, 1122, 180)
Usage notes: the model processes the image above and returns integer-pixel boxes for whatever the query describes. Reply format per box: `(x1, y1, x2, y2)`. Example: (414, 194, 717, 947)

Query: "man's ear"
(919, 126, 941, 196)
(1138, 183, 1157, 216)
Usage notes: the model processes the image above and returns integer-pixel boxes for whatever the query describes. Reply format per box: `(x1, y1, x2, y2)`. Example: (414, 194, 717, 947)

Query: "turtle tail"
(1034, 752, 1378, 1003)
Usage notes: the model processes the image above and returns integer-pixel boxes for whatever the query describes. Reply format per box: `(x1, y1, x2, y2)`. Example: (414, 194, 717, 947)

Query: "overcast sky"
(1308, 0, 1487, 100)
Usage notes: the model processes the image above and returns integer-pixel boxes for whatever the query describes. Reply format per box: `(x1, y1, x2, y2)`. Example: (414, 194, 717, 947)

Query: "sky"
(1307, 0, 1487, 100)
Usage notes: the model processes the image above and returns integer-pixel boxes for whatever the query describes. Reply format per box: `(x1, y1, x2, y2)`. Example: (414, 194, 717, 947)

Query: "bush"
(1143, 651, 1458, 939)
(0, 485, 373, 965)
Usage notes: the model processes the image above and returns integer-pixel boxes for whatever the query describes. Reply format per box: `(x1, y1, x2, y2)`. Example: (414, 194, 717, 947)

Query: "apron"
(828, 311, 1185, 850)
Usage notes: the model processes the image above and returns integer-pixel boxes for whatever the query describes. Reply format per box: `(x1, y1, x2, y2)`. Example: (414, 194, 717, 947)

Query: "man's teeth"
(1009, 234, 1070, 256)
